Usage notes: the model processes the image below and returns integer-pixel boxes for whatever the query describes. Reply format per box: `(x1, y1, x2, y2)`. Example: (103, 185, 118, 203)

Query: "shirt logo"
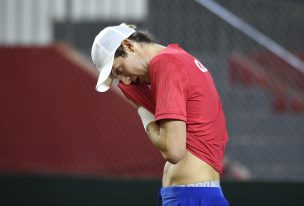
(194, 59, 208, 73)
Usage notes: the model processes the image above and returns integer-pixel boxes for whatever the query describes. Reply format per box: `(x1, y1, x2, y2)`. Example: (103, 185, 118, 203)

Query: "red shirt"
(149, 44, 228, 174)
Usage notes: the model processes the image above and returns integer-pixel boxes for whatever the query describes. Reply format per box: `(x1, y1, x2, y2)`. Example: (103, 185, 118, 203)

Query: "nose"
(120, 76, 131, 85)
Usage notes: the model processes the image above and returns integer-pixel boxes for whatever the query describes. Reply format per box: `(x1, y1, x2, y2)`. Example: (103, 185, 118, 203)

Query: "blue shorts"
(159, 186, 229, 206)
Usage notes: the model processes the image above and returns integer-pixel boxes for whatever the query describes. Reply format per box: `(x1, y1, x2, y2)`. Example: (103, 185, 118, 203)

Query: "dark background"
(1, 0, 304, 205)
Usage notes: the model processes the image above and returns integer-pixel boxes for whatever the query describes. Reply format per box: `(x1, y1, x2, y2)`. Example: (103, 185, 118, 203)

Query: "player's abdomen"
(162, 150, 220, 187)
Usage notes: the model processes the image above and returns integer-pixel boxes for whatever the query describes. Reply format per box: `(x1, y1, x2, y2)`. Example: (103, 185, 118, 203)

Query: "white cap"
(91, 23, 135, 92)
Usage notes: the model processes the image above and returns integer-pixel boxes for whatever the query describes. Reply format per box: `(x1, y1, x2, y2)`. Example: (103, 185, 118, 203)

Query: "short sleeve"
(150, 54, 188, 122)
(118, 83, 155, 114)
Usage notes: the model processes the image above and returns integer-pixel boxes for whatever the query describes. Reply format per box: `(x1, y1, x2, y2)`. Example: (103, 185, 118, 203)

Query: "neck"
(144, 43, 166, 63)
(138, 43, 166, 84)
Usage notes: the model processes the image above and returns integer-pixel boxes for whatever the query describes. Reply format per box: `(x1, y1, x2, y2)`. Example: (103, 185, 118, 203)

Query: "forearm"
(146, 122, 185, 164)
(138, 107, 186, 164)
(146, 122, 167, 156)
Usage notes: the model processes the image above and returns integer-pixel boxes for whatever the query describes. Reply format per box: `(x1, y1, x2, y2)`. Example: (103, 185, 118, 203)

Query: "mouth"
(131, 77, 140, 85)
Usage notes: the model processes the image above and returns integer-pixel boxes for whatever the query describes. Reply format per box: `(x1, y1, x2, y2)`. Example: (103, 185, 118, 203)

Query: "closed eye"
(111, 66, 121, 78)
(116, 67, 122, 75)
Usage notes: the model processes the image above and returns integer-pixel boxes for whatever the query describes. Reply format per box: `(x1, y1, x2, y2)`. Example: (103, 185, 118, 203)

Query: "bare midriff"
(162, 150, 220, 187)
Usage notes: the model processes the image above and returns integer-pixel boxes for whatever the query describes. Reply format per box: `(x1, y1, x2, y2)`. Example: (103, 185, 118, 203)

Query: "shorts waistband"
(174, 180, 220, 188)
(160, 186, 224, 198)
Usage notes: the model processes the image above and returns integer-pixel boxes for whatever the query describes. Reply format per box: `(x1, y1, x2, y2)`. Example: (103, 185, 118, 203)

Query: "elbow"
(163, 147, 186, 164)
(164, 156, 182, 164)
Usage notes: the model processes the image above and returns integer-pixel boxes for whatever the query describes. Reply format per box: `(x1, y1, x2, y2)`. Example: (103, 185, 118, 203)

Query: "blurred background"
(0, 0, 303, 205)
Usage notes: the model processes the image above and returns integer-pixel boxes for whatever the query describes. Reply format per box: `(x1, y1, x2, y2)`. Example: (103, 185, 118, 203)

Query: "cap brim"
(96, 55, 114, 92)
(96, 78, 113, 92)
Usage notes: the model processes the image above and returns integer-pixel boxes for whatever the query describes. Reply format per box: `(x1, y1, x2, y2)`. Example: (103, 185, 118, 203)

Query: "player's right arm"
(138, 54, 189, 164)
(137, 106, 186, 164)
(146, 119, 186, 164)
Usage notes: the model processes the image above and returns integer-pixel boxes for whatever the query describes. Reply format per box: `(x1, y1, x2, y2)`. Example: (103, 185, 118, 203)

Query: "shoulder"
(150, 53, 186, 74)
(151, 53, 180, 64)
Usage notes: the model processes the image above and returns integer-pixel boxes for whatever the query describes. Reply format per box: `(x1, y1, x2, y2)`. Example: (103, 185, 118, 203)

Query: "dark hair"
(114, 24, 156, 58)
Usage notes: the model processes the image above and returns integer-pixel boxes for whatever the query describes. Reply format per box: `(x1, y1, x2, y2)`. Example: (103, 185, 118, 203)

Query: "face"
(110, 41, 150, 85)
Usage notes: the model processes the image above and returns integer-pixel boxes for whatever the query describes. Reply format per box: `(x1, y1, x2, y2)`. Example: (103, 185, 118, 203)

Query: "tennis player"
(91, 23, 230, 206)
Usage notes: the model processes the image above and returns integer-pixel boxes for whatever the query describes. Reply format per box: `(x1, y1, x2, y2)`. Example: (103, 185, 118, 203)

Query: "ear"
(122, 39, 135, 52)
